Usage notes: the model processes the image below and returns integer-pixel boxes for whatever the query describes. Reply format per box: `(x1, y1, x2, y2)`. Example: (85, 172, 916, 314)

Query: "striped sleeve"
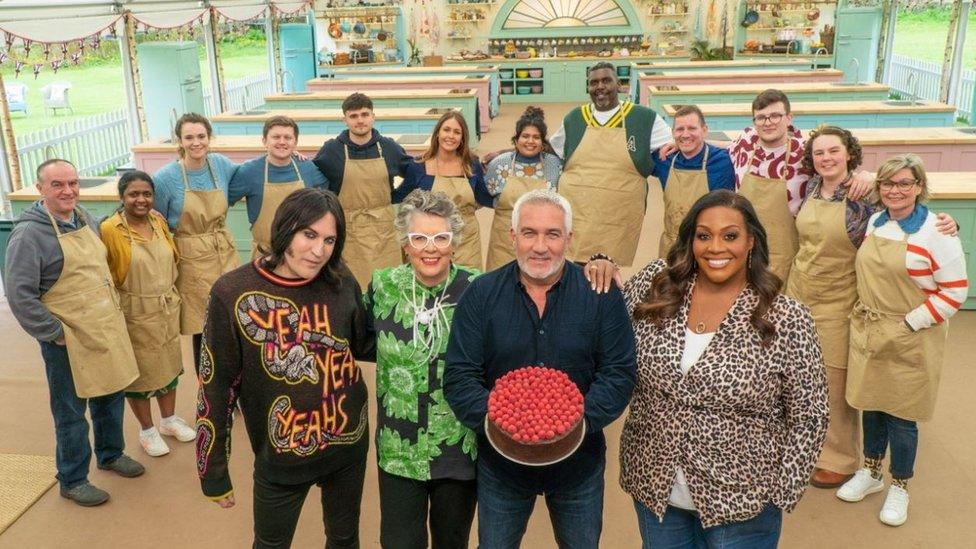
(905, 222, 968, 330)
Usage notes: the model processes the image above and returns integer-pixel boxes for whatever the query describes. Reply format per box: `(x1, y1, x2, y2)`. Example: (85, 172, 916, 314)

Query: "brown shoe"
(810, 468, 854, 488)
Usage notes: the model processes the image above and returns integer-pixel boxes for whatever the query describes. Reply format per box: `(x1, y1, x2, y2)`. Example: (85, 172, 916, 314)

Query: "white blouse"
(669, 328, 716, 511)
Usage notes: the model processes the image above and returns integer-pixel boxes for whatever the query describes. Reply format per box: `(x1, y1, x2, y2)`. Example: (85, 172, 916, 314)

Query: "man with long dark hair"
(196, 188, 375, 548)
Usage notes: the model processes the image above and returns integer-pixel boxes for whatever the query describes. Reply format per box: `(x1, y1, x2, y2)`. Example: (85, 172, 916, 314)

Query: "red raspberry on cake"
(486, 366, 586, 465)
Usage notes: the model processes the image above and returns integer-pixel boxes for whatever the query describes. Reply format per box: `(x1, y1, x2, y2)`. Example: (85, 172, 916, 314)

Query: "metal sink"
(283, 91, 312, 95)
(79, 177, 112, 188)
(883, 100, 925, 106)
(449, 88, 473, 94)
(829, 82, 871, 86)
(426, 108, 455, 115)
(235, 110, 269, 115)
(956, 127, 976, 135)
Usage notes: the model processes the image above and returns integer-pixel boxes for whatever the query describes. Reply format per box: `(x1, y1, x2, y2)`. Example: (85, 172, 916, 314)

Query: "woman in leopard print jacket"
(616, 190, 828, 547)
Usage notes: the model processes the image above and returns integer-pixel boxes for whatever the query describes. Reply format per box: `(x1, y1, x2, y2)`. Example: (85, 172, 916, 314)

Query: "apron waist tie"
(852, 301, 905, 322)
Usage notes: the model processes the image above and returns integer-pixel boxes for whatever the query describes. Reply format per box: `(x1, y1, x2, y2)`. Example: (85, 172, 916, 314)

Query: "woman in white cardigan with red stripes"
(839, 153, 968, 527)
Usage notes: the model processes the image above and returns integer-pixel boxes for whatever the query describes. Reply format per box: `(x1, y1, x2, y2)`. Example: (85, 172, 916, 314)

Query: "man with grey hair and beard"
(444, 189, 636, 549)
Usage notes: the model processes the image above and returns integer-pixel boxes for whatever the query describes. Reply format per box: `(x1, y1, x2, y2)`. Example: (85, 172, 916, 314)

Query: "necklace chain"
(690, 280, 746, 334)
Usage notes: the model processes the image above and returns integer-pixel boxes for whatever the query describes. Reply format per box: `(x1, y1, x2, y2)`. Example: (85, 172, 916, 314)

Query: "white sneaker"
(880, 485, 910, 526)
(139, 427, 171, 457)
(836, 468, 885, 502)
(159, 416, 197, 443)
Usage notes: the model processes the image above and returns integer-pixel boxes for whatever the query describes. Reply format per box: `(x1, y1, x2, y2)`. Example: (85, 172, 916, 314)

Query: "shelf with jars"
(318, 4, 406, 70)
(734, 0, 838, 59)
(644, 1, 689, 15)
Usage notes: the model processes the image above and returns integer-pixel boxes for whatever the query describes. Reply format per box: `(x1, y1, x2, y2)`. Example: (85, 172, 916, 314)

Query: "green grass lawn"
(2, 41, 267, 137)
(892, 10, 976, 69)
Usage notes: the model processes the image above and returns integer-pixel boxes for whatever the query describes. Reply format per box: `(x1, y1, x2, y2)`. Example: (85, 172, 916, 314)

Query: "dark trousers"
(863, 410, 918, 479)
(634, 501, 782, 549)
(377, 469, 477, 549)
(40, 340, 125, 490)
(252, 458, 367, 549)
(477, 458, 605, 549)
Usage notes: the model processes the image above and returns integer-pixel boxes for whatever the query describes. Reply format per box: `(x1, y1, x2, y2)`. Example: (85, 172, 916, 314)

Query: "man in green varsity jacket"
(550, 61, 671, 266)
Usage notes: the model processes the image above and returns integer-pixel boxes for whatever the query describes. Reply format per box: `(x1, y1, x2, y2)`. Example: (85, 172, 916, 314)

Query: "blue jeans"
(40, 341, 125, 490)
(863, 410, 918, 479)
(634, 500, 782, 549)
(477, 458, 605, 549)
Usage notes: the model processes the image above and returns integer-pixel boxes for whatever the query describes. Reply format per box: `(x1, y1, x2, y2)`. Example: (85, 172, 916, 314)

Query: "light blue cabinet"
(833, 5, 883, 84)
(280, 23, 316, 92)
(138, 42, 206, 140)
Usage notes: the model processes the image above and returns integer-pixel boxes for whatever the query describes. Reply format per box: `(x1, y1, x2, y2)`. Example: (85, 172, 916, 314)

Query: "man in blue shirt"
(228, 115, 328, 258)
(653, 104, 735, 257)
(445, 189, 636, 549)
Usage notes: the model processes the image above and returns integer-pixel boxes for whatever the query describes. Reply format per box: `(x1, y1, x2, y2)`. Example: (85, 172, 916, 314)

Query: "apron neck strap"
(181, 156, 217, 190)
(41, 203, 70, 237)
(119, 211, 155, 245)
(264, 156, 304, 184)
(345, 142, 384, 161)
(669, 145, 709, 170)
(746, 138, 789, 181)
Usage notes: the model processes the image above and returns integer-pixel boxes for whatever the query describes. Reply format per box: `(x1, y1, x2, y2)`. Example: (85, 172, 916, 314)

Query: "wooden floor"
(1, 103, 974, 548)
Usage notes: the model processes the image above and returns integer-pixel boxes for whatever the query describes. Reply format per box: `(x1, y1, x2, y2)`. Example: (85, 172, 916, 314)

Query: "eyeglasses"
(752, 113, 786, 125)
(407, 232, 453, 250)
(879, 179, 919, 192)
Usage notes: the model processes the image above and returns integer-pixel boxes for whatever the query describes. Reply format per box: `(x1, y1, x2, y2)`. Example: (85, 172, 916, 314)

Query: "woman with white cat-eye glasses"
(363, 188, 481, 549)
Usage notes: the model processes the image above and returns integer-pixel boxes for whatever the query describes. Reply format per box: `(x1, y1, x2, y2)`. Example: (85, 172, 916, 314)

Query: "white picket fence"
(13, 74, 273, 187)
(203, 73, 272, 115)
(16, 109, 131, 187)
(888, 53, 975, 122)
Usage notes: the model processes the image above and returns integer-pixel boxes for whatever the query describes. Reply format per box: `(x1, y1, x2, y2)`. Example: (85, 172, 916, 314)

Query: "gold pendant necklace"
(690, 280, 747, 334)
(694, 320, 707, 335)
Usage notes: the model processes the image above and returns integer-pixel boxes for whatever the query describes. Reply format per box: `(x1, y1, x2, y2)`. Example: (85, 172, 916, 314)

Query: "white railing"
(888, 53, 975, 122)
(16, 109, 131, 187)
(203, 73, 272, 115)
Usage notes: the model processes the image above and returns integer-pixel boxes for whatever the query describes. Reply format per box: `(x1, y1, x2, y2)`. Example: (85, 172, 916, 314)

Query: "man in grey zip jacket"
(5, 159, 144, 506)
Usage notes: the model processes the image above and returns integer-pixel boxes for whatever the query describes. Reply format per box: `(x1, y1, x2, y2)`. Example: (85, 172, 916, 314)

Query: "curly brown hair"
(634, 190, 782, 346)
(801, 125, 863, 175)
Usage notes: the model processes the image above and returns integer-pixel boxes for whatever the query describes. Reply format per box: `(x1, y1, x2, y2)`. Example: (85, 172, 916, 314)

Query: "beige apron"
(338, 143, 401, 289)
(118, 214, 183, 393)
(559, 119, 647, 267)
(173, 159, 239, 335)
(658, 148, 711, 259)
(485, 156, 549, 271)
(251, 157, 305, 260)
(39, 209, 138, 398)
(431, 162, 482, 271)
(737, 143, 799, 281)
(785, 196, 860, 473)
(847, 231, 948, 421)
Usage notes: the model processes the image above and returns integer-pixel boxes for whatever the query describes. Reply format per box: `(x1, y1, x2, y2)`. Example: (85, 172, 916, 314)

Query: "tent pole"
(121, 13, 149, 144)
(270, 5, 283, 94)
(878, 0, 899, 84)
(0, 72, 23, 193)
(939, 0, 964, 104)
(946, 0, 971, 108)
(205, 8, 227, 114)
(265, 8, 278, 94)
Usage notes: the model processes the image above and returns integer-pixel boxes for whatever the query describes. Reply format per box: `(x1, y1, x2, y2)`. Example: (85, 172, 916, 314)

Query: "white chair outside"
(42, 82, 73, 115)
(5, 82, 29, 116)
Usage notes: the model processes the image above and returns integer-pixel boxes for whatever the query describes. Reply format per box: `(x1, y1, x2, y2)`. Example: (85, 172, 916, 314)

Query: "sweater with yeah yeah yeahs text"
(196, 260, 376, 499)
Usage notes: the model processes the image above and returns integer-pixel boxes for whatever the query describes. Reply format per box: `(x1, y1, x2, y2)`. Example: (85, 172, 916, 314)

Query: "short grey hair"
(511, 189, 572, 233)
(394, 189, 465, 246)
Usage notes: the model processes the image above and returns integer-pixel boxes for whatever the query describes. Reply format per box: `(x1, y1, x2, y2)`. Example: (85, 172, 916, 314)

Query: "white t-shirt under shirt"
(669, 329, 716, 511)
(549, 102, 672, 159)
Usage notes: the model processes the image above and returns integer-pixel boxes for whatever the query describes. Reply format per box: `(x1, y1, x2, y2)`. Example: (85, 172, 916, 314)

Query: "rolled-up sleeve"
(772, 306, 829, 511)
(583, 288, 637, 433)
(444, 282, 489, 432)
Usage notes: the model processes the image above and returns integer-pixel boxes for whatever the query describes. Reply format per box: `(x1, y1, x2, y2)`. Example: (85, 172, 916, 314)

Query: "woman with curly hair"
(587, 190, 829, 547)
(786, 126, 957, 489)
(365, 189, 480, 549)
(483, 106, 562, 270)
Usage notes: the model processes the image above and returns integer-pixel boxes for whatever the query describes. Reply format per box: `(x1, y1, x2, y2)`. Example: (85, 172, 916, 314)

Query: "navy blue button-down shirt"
(444, 261, 636, 492)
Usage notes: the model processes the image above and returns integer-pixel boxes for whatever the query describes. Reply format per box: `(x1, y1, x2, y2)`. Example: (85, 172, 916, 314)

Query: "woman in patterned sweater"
(593, 190, 828, 547)
(364, 189, 479, 549)
(838, 154, 968, 527)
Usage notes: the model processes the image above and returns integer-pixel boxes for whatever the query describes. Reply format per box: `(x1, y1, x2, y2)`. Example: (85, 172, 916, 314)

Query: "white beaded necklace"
(410, 273, 452, 363)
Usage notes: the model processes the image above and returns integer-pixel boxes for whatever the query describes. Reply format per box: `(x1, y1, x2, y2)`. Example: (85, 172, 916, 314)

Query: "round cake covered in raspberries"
(485, 366, 585, 466)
